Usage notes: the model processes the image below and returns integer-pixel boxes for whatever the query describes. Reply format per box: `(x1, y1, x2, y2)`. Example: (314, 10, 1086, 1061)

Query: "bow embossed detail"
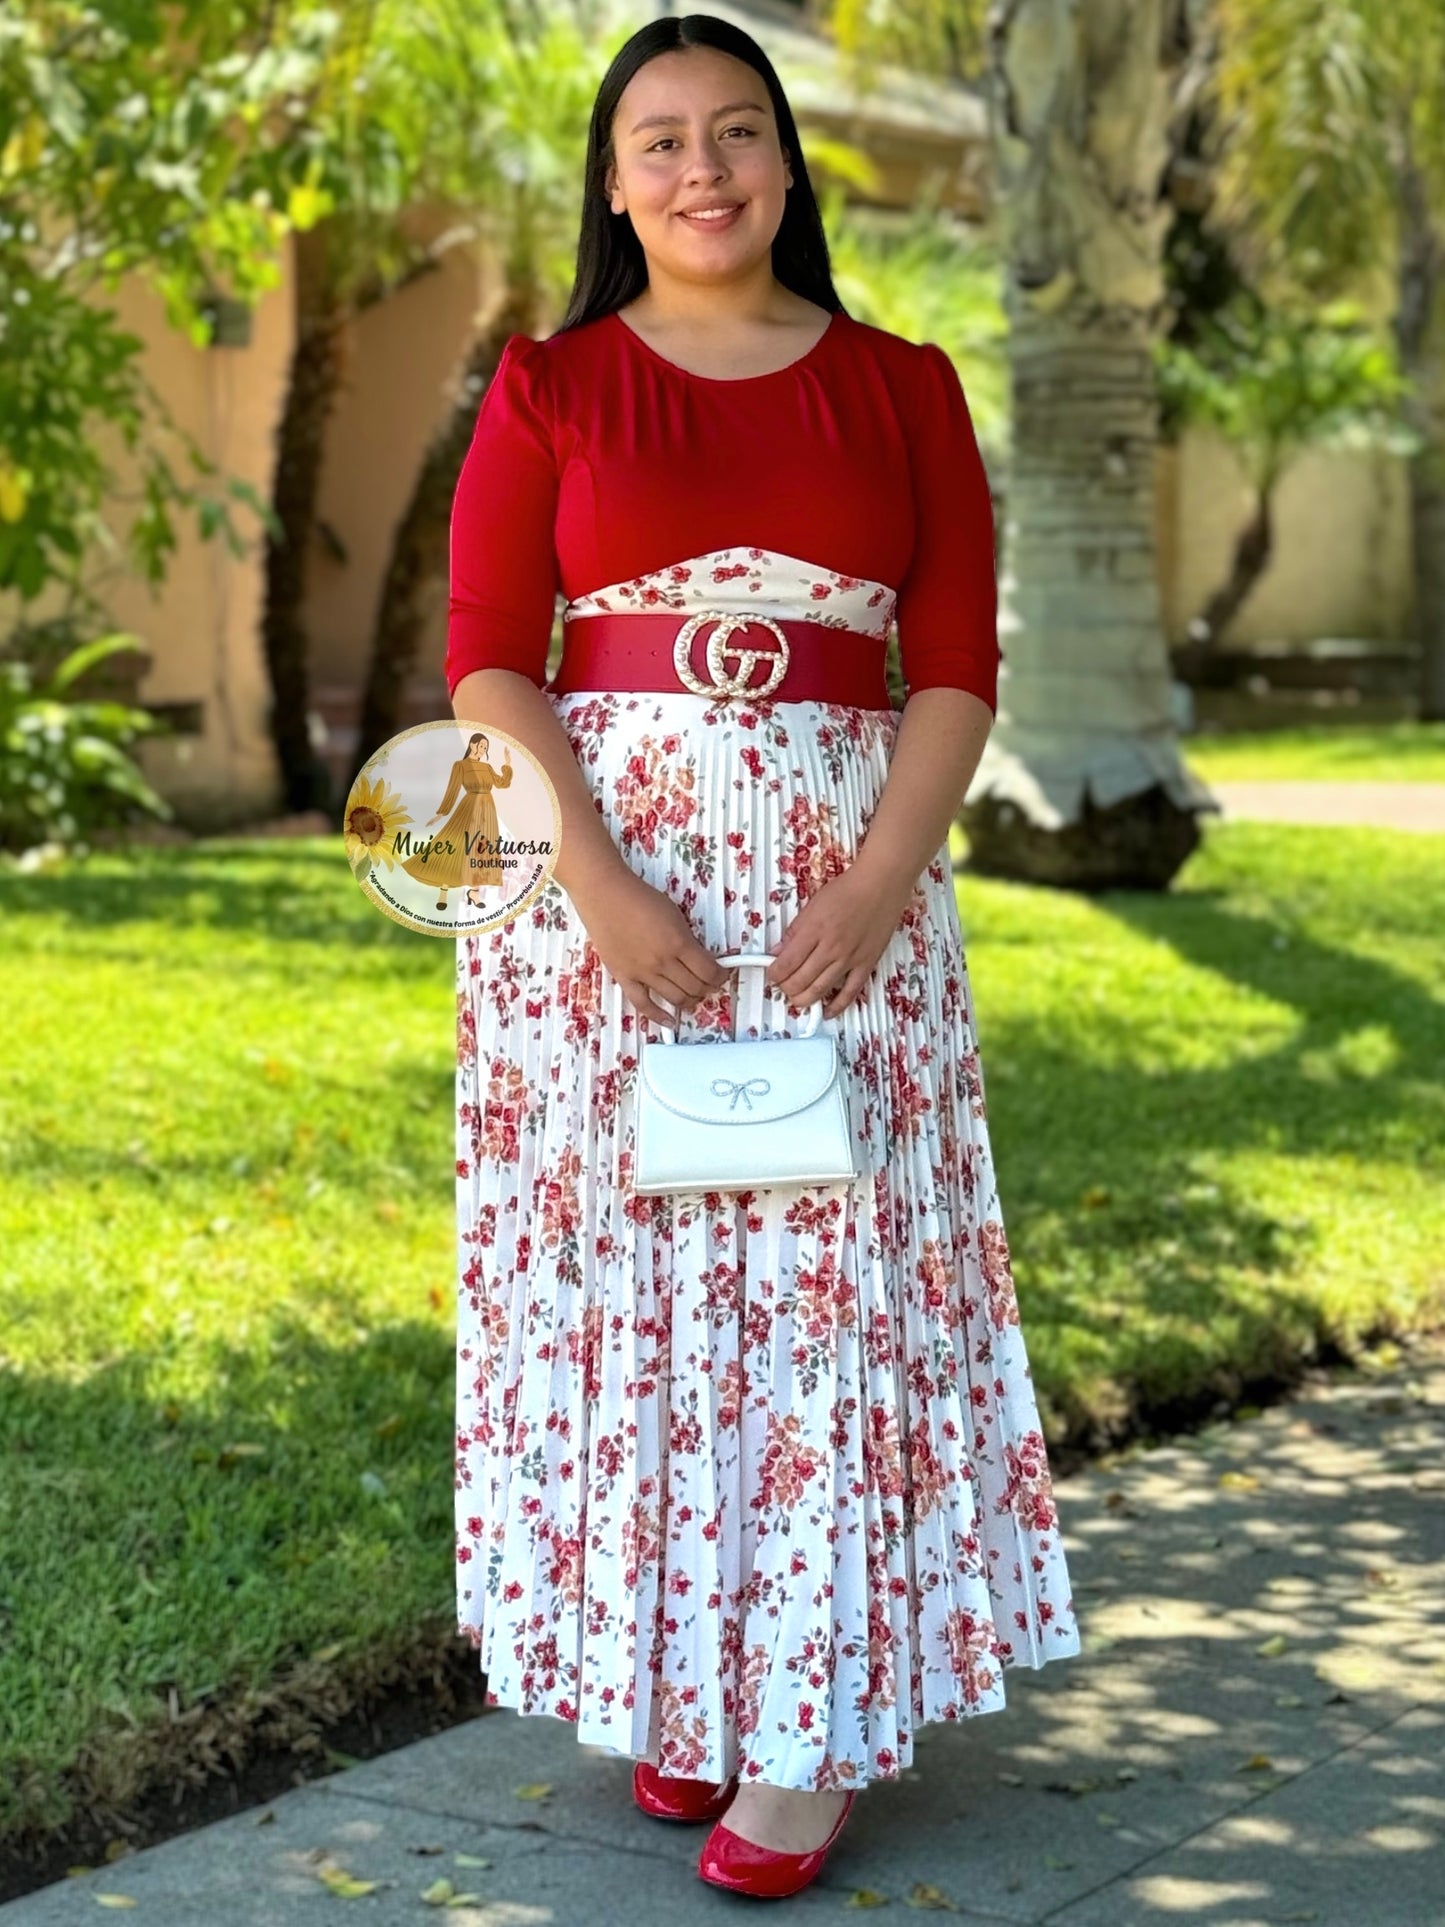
(710, 1075, 771, 1112)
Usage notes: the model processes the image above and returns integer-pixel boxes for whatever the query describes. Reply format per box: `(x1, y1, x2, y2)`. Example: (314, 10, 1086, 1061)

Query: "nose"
(682, 132, 732, 174)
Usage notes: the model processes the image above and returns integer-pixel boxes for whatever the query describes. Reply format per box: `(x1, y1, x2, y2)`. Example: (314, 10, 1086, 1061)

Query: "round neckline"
(608, 307, 841, 384)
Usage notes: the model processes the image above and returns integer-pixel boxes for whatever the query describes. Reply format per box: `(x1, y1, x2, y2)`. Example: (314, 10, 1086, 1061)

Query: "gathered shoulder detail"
(493, 332, 553, 435)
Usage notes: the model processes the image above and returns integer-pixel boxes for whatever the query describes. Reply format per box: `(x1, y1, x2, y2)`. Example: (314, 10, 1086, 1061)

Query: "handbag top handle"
(648, 949, 825, 1047)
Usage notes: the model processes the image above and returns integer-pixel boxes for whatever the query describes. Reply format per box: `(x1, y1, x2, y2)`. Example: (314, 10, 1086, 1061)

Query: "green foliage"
(1211, 0, 1445, 295)
(0, 263, 276, 603)
(360, 0, 604, 307)
(0, 629, 174, 854)
(1156, 299, 1415, 488)
(826, 186, 1009, 453)
(0, 1, 333, 612)
(758, 0, 1004, 443)
(821, 0, 987, 86)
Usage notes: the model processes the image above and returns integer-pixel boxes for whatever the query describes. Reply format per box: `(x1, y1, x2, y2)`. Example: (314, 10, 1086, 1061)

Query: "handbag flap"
(638, 1034, 842, 1127)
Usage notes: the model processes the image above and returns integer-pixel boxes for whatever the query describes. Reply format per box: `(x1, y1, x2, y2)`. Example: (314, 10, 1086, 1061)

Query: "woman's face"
(470, 738, 487, 759)
(606, 47, 792, 289)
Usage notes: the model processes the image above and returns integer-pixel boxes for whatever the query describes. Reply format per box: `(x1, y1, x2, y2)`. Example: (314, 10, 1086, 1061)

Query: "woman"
(448, 12, 1082, 1899)
(399, 731, 513, 912)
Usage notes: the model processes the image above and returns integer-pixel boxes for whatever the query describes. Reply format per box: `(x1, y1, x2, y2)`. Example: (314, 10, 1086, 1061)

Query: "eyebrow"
(629, 99, 768, 134)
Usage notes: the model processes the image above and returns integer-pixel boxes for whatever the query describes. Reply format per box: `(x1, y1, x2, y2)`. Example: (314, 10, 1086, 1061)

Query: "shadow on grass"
(1115, 878, 1443, 1051)
(0, 840, 445, 956)
(964, 867, 1444, 1430)
(990, 887, 1444, 1170)
(0, 1309, 466, 1857)
(0, 1047, 457, 1190)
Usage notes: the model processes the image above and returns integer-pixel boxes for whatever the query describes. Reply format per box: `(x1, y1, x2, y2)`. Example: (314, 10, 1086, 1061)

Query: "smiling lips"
(678, 201, 745, 227)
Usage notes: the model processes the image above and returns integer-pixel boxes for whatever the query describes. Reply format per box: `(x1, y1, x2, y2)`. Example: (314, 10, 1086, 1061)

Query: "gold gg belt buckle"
(672, 610, 791, 702)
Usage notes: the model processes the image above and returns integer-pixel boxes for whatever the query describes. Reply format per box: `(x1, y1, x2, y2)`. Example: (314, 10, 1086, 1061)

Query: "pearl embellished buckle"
(672, 610, 791, 702)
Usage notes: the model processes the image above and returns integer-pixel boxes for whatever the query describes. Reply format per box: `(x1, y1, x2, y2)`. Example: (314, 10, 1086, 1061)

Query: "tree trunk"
(1173, 486, 1273, 681)
(262, 224, 347, 814)
(350, 279, 543, 794)
(1410, 456, 1445, 721)
(1395, 160, 1445, 722)
(962, 0, 1216, 889)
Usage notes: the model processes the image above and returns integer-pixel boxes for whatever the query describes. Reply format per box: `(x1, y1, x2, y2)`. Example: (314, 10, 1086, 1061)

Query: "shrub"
(0, 632, 174, 855)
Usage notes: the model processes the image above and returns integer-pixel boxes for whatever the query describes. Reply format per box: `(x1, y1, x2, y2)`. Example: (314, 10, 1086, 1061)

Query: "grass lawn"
(1182, 720, 1445, 784)
(2, 820, 1442, 1847)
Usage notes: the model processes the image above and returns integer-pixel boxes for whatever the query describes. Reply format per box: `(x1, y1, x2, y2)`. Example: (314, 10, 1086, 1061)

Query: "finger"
(626, 984, 681, 1031)
(650, 969, 706, 1012)
(780, 943, 848, 1005)
(766, 931, 828, 999)
(649, 991, 686, 1029)
(822, 967, 866, 1019)
(679, 939, 733, 992)
(672, 953, 730, 1001)
(786, 958, 854, 1014)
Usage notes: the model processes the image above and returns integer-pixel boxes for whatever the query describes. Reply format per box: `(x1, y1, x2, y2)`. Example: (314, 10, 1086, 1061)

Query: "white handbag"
(631, 951, 860, 1196)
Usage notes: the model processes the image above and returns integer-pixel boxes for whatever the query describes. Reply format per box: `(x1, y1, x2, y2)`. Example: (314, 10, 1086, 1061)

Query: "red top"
(445, 307, 999, 713)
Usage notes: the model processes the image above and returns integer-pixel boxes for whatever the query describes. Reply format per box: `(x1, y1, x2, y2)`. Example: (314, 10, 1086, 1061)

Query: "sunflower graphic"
(345, 775, 412, 884)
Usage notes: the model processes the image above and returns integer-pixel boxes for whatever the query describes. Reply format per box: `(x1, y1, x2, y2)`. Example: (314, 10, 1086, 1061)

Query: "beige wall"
(5, 244, 294, 828)
(109, 253, 294, 826)
(309, 240, 490, 690)
(1158, 428, 1413, 648)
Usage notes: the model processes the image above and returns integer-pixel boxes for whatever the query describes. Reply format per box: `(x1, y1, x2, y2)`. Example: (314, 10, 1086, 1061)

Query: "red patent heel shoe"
(697, 1789, 856, 1897)
(633, 1758, 739, 1822)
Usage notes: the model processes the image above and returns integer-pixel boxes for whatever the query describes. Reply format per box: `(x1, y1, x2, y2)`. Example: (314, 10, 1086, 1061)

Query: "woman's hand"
(766, 863, 916, 1020)
(572, 867, 729, 1032)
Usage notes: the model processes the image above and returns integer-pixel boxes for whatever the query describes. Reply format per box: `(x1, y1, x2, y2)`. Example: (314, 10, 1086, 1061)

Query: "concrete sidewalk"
(7, 1333, 1442, 1926)
(1208, 780, 1445, 833)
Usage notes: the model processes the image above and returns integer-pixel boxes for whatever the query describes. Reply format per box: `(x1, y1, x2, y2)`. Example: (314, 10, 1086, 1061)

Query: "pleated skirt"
(453, 684, 1083, 1791)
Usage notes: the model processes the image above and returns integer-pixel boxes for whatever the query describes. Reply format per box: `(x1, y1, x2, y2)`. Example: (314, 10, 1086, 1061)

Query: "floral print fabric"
(454, 548, 1082, 1792)
(562, 541, 897, 639)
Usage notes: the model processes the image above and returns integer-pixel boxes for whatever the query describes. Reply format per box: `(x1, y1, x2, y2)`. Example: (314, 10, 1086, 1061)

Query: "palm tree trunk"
(962, 309, 1209, 886)
(1410, 457, 1445, 721)
(1396, 160, 1445, 722)
(961, 0, 1215, 889)
(262, 224, 346, 814)
(350, 282, 543, 790)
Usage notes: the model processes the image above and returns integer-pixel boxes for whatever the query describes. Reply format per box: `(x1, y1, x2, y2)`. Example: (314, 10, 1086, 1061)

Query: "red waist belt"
(546, 610, 894, 709)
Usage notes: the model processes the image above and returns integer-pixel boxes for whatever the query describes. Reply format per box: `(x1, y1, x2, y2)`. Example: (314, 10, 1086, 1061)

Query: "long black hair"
(555, 12, 845, 334)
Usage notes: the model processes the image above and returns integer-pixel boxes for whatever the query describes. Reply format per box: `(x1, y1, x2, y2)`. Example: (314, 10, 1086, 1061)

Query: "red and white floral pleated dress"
(446, 308, 1082, 1793)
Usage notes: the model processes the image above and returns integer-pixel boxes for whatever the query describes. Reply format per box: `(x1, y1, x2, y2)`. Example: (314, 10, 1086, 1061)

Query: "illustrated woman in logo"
(400, 730, 512, 912)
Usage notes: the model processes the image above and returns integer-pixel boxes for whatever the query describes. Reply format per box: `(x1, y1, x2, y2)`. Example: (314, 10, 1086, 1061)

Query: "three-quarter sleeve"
(893, 341, 1000, 716)
(445, 333, 561, 698)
